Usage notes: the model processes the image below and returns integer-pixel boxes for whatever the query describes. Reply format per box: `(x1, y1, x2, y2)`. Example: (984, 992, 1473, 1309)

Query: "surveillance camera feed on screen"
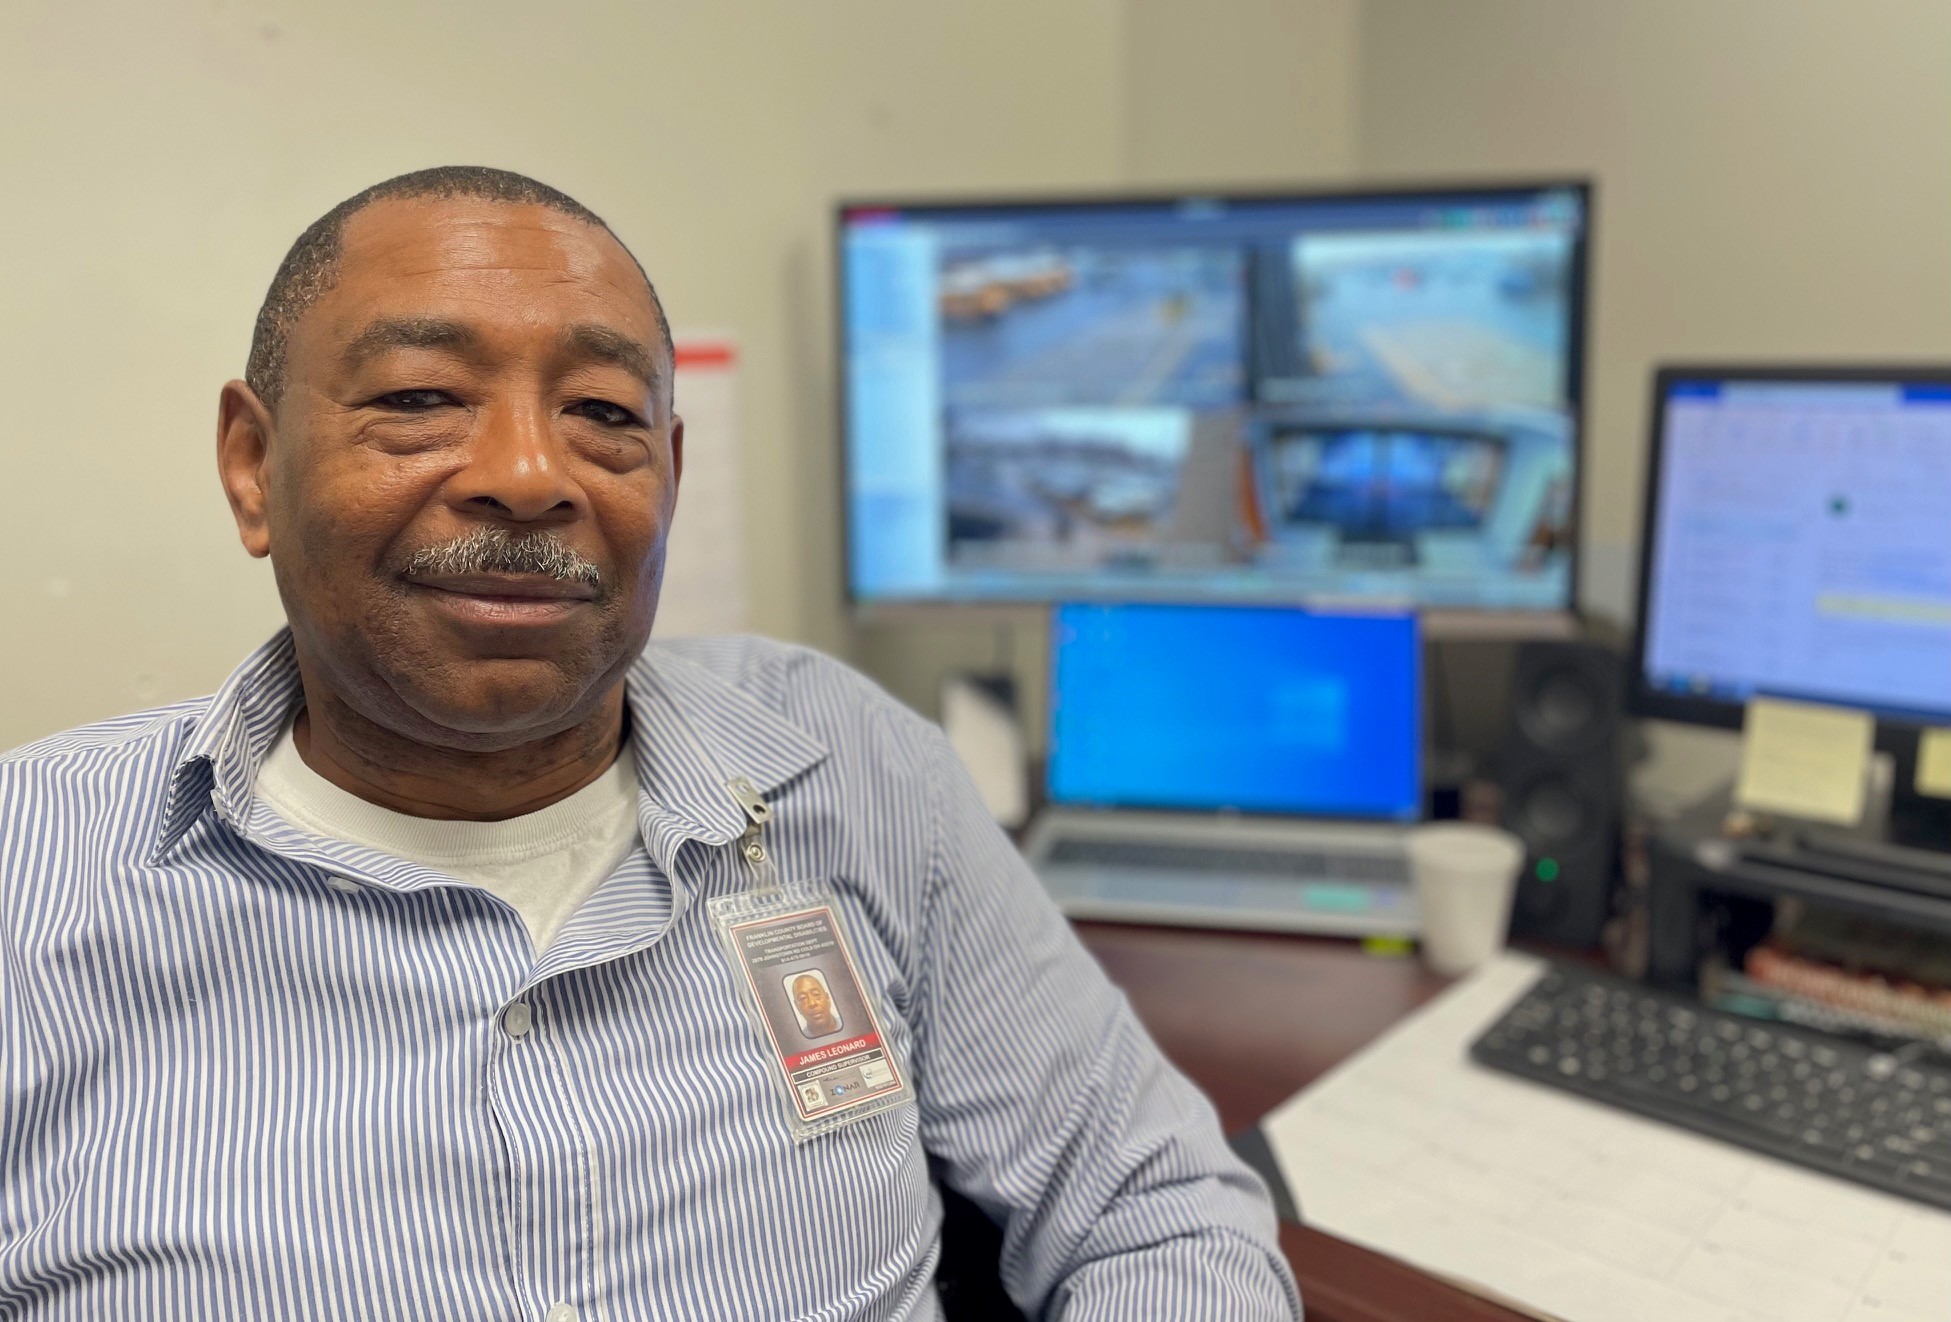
(843, 185, 1586, 610)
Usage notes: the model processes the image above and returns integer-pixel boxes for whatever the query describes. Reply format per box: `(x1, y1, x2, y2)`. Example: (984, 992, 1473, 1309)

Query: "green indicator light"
(1536, 857, 1561, 883)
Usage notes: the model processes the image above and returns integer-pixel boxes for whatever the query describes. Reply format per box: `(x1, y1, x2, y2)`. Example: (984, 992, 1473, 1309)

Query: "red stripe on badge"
(781, 1032, 881, 1074)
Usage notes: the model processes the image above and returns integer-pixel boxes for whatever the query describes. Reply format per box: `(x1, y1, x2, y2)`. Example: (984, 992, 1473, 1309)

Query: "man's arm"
(909, 728, 1301, 1320)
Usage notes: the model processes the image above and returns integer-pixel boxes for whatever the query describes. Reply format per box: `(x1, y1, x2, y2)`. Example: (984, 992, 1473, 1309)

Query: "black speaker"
(1496, 640, 1625, 947)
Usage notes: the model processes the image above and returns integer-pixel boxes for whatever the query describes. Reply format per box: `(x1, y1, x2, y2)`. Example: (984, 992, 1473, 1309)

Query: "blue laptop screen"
(1047, 603, 1422, 820)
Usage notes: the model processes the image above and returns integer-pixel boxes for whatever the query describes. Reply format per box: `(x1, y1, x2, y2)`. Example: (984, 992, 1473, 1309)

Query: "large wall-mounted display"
(840, 182, 1591, 614)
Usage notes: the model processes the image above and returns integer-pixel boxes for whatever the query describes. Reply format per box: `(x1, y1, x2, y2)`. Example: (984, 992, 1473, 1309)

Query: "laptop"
(1024, 602, 1423, 936)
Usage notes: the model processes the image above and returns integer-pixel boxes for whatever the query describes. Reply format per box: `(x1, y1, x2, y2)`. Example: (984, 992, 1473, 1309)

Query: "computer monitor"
(1631, 366, 1951, 734)
(1046, 602, 1422, 821)
(840, 182, 1592, 616)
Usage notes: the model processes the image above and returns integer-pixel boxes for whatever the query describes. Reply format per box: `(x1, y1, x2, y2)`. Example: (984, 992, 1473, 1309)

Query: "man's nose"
(449, 398, 583, 522)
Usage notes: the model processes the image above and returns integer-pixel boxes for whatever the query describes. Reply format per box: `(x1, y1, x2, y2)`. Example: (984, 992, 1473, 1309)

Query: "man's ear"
(217, 380, 277, 559)
(670, 412, 685, 490)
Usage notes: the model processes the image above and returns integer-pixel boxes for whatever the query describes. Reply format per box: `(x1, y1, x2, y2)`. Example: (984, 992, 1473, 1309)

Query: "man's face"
(233, 197, 680, 748)
(794, 976, 832, 1022)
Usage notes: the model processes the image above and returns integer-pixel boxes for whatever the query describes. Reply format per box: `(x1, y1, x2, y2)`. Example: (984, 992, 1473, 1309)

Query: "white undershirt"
(253, 717, 642, 955)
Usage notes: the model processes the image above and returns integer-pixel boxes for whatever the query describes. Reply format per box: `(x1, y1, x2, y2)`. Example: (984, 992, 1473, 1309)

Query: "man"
(0, 166, 1299, 1321)
(792, 971, 842, 1038)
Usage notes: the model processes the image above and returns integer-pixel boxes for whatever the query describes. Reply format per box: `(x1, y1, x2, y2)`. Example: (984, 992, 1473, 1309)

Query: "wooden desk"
(1076, 921, 1532, 1322)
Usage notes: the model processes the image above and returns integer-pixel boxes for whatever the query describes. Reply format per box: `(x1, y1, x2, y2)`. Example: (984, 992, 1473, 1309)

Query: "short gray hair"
(245, 165, 672, 410)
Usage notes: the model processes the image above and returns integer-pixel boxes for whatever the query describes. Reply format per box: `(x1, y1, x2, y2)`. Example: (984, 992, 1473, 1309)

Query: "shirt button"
(502, 1002, 532, 1040)
(544, 1304, 577, 1322)
(326, 876, 361, 895)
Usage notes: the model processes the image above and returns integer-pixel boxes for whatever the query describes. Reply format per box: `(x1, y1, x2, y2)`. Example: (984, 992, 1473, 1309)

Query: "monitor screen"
(841, 183, 1589, 612)
(1047, 603, 1422, 820)
(1635, 370, 1951, 728)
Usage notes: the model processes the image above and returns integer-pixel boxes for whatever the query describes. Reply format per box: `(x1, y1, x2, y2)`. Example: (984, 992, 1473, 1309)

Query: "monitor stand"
(1885, 781, 1951, 853)
(1668, 764, 1950, 860)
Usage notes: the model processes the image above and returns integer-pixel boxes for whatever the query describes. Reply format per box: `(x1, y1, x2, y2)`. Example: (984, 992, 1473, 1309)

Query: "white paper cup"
(1407, 822, 1526, 976)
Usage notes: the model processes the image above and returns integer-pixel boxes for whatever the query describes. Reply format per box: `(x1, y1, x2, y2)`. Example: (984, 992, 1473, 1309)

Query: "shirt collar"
(151, 628, 829, 865)
(621, 644, 830, 852)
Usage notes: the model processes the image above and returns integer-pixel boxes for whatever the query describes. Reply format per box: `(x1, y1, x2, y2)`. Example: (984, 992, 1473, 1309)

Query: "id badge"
(707, 880, 915, 1143)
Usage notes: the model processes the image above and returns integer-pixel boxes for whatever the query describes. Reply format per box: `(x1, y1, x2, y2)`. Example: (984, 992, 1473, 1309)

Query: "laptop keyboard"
(1044, 837, 1408, 885)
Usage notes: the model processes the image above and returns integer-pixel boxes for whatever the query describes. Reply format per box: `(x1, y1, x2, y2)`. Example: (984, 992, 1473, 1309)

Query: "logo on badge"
(798, 1081, 825, 1108)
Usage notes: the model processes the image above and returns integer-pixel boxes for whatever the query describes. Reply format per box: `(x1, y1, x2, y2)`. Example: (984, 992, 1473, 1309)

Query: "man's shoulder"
(643, 634, 942, 753)
(1, 697, 208, 785)
(644, 633, 820, 690)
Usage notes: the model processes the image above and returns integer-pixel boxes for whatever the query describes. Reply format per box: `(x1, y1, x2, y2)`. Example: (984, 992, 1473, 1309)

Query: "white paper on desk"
(1263, 953, 1951, 1322)
(654, 333, 747, 638)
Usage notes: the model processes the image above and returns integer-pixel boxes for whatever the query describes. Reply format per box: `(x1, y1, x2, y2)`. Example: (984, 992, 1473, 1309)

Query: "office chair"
(933, 1174, 1028, 1321)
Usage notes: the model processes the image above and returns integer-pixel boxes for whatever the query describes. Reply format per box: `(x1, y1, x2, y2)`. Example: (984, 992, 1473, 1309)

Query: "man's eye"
(570, 399, 641, 427)
(372, 389, 453, 411)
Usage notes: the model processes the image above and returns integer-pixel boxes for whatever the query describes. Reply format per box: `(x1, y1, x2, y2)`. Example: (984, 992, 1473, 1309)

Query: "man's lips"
(404, 573, 596, 624)
(407, 573, 595, 601)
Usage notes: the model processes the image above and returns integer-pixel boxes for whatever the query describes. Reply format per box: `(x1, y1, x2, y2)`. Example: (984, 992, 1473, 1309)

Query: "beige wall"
(1122, 0, 1359, 185)
(1356, 0, 1951, 626)
(0, 0, 1132, 749)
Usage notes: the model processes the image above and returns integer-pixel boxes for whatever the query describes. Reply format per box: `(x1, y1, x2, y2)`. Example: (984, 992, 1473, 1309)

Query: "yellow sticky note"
(1919, 729, 1951, 800)
(1735, 697, 1874, 826)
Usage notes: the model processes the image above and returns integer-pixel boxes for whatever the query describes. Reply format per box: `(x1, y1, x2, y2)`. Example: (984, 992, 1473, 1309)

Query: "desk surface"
(1075, 922, 1533, 1322)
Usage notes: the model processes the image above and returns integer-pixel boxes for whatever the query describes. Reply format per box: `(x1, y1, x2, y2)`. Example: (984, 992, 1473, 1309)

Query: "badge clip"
(725, 776, 780, 890)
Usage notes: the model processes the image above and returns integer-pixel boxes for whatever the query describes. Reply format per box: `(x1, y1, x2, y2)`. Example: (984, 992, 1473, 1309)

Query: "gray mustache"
(400, 528, 603, 592)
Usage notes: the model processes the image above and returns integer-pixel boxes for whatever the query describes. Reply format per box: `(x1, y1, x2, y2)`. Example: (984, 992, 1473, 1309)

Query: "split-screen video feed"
(845, 189, 1585, 611)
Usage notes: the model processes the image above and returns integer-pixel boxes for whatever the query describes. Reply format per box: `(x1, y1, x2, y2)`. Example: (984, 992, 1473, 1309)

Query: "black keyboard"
(1043, 837, 1408, 884)
(1472, 962, 1951, 1212)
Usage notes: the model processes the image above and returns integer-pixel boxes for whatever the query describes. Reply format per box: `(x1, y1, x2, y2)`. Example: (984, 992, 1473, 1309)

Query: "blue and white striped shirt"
(1, 630, 1298, 1320)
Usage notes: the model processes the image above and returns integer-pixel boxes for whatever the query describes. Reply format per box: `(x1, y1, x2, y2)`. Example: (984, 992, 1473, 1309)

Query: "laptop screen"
(1047, 602, 1422, 820)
